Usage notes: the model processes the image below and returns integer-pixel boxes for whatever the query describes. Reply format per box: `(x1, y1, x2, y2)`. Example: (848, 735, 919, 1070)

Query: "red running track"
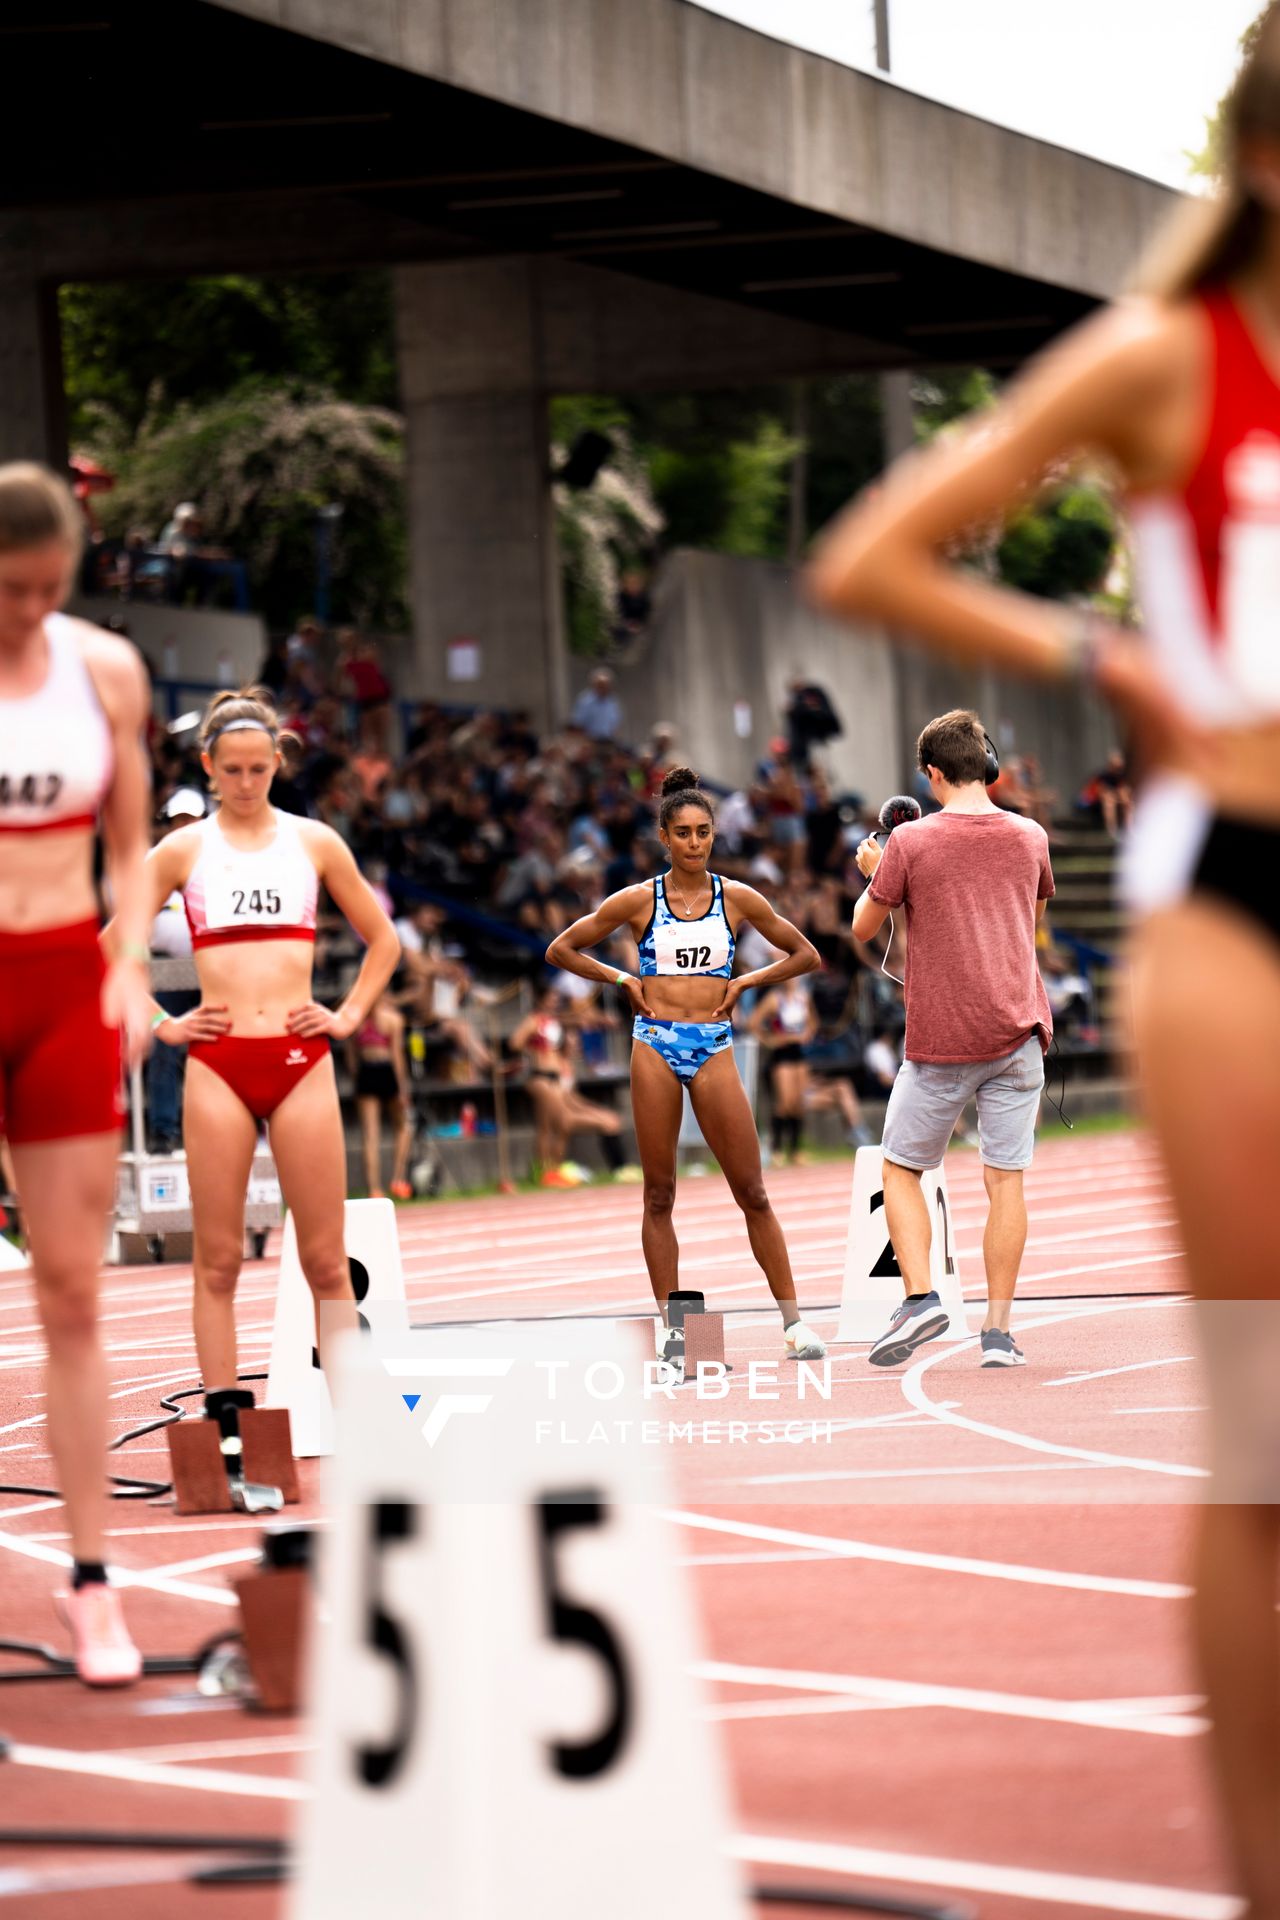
(0, 1131, 1241, 1918)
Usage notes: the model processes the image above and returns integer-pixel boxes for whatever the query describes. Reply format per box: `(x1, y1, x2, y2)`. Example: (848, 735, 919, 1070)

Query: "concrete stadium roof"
(2, 0, 1177, 370)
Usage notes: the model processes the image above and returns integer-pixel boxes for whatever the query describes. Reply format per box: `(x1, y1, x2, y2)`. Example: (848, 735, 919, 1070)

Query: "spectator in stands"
(805, 766, 844, 876)
(259, 631, 291, 698)
(146, 787, 205, 1153)
(861, 1025, 902, 1098)
(348, 990, 414, 1200)
(749, 978, 817, 1165)
(759, 743, 807, 878)
(571, 667, 623, 743)
(1078, 749, 1133, 837)
(1018, 753, 1058, 834)
(511, 987, 630, 1186)
(396, 900, 493, 1075)
(639, 721, 679, 797)
(784, 673, 843, 771)
(155, 502, 232, 606)
(334, 629, 392, 748)
(614, 566, 652, 646)
(285, 616, 324, 705)
(987, 752, 1033, 817)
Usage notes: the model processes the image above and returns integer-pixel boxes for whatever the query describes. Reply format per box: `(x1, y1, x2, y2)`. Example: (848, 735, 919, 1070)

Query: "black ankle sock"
(600, 1132, 624, 1173)
(72, 1560, 108, 1590)
(771, 1115, 785, 1153)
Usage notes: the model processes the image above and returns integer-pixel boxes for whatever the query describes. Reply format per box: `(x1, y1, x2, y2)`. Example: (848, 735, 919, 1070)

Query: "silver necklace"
(669, 872, 708, 916)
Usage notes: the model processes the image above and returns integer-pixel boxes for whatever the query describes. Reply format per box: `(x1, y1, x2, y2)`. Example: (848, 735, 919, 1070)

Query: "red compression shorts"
(188, 1035, 330, 1122)
(0, 919, 124, 1145)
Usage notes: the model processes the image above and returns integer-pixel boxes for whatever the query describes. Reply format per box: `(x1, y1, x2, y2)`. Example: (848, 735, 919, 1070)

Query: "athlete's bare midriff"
(194, 939, 317, 1036)
(633, 973, 731, 1021)
(0, 830, 99, 932)
(1156, 717, 1280, 822)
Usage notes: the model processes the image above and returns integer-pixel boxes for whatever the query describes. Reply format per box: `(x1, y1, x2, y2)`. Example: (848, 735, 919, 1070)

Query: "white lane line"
(0, 1527, 237, 1607)
(1044, 1355, 1194, 1388)
(676, 1549, 834, 1567)
(110, 1734, 312, 1764)
(661, 1509, 1192, 1598)
(734, 1834, 1241, 1919)
(5, 1740, 304, 1801)
(25, 1515, 329, 1544)
(0, 1412, 46, 1438)
(961, 1251, 1185, 1294)
(1117, 1407, 1208, 1417)
(900, 1299, 1208, 1479)
(696, 1660, 1205, 1737)
(108, 1368, 200, 1400)
(709, 1695, 916, 1722)
(721, 1459, 1103, 1488)
(0, 1860, 241, 1900)
(146, 1547, 262, 1580)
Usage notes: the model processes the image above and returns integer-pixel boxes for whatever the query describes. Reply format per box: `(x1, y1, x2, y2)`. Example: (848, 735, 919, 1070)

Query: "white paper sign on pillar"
(265, 1196, 408, 1457)
(835, 1145, 973, 1344)
(292, 1319, 747, 1920)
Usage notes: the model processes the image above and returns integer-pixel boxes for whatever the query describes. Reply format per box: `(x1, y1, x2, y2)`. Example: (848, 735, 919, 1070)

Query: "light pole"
(314, 501, 344, 626)
(873, 0, 890, 71)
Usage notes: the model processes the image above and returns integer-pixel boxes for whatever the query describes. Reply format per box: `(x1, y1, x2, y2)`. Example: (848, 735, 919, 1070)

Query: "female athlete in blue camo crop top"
(636, 871, 736, 983)
(633, 869, 737, 1083)
(543, 766, 829, 1367)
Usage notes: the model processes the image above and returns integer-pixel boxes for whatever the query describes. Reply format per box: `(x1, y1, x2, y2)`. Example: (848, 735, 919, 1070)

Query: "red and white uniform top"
(0, 614, 112, 833)
(1129, 290, 1280, 724)
(184, 807, 318, 950)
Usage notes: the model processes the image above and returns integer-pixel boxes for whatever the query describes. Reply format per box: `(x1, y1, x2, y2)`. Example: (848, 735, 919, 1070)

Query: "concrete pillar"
(393, 259, 567, 727)
(0, 280, 67, 470)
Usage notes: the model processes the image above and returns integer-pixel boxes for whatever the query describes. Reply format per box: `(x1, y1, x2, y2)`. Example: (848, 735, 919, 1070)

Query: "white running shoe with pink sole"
(55, 1584, 143, 1686)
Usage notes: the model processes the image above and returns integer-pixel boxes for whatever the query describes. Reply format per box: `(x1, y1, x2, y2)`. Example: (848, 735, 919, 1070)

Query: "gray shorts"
(881, 1033, 1045, 1172)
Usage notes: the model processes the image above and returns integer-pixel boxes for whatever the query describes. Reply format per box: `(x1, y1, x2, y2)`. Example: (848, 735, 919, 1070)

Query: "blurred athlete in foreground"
(808, 17, 1280, 1906)
(0, 463, 153, 1684)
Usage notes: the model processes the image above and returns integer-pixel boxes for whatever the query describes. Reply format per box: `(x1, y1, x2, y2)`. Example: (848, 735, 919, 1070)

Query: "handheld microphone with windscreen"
(873, 793, 922, 848)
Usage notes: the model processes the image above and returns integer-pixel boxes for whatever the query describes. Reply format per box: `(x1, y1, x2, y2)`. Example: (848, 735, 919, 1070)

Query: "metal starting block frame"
(109, 957, 284, 1264)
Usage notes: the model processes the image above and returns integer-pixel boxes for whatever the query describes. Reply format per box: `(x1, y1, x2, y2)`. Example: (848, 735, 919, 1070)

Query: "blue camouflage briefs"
(632, 1016, 733, 1084)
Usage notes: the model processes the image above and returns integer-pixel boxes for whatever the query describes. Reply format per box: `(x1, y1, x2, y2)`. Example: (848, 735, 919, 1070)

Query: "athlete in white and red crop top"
(136, 692, 401, 1412)
(182, 806, 319, 950)
(0, 462, 156, 1688)
(807, 56, 1280, 1901)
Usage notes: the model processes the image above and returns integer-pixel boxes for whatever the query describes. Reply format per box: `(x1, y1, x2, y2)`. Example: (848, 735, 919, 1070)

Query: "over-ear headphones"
(983, 730, 1000, 786)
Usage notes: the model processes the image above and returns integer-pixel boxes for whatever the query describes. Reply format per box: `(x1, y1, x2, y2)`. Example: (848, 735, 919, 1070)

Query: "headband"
(208, 717, 277, 743)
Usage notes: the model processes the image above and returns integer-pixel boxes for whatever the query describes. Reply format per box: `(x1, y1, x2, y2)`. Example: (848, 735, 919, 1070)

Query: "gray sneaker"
(868, 1291, 950, 1368)
(979, 1327, 1025, 1368)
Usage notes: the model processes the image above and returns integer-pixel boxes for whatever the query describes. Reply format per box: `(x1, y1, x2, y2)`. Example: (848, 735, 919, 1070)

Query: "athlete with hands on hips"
(546, 764, 828, 1360)
(118, 687, 400, 1409)
(0, 462, 155, 1686)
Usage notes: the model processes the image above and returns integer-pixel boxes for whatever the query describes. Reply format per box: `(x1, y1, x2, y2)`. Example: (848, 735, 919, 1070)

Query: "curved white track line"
(900, 1297, 1207, 1479)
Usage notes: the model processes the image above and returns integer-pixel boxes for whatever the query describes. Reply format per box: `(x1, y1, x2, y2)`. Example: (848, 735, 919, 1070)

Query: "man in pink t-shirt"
(851, 710, 1055, 1370)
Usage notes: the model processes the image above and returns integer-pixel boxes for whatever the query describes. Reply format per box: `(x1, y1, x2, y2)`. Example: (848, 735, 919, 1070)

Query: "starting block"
(234, 1528, 313, 1713)
(835, 1146, 974, 1345)
(167, 1402, 299, 1515)
(668, 1290, 727, 1377)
